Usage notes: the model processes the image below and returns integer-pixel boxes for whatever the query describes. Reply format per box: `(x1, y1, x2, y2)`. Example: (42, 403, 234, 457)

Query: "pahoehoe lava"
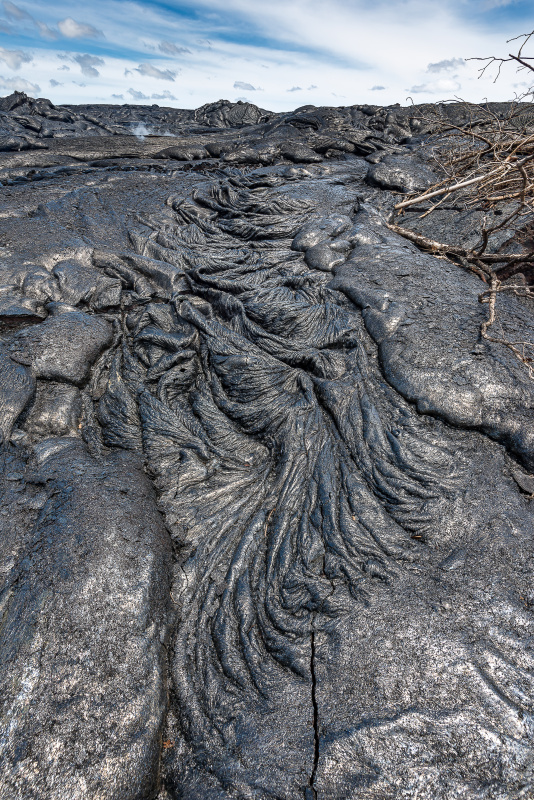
(0, 90, 533, 800)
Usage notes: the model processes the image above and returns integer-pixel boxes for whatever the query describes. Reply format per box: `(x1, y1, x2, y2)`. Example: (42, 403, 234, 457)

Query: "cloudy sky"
(0, 0, 532, 109)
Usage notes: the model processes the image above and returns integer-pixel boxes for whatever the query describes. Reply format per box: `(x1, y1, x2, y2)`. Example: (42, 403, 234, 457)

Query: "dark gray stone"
(280, 142, 323, 163)
(0, 439, 172, 800)
(155, 145, 209, 161)
(0, 92, 531, 800)
(8, 305, 112, 384)
(366, 154, 436, 192)
(304, 241, 346, 271)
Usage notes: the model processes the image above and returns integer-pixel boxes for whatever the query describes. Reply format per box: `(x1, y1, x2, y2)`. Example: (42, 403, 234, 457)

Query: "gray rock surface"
(365, 154, 436, 192)
(0, 92, 532, 800)
(0, 440, 172, 800)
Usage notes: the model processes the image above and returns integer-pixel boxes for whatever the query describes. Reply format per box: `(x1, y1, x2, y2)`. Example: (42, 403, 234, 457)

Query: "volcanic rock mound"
(0, 92, 533, 800)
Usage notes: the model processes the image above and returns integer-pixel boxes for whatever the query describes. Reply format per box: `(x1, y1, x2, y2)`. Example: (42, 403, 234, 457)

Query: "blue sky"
(0, 0, 532, 108)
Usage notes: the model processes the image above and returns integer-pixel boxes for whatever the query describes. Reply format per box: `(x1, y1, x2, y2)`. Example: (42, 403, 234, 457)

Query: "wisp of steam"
(130, 123, 176, 140)
(131, 123, 151, 141)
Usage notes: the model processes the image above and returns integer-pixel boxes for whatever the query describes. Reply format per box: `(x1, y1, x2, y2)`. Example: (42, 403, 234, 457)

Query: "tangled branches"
(395, 30, 534, 258)
(388, 33, 534, 379)
(395, 101, 534, 252)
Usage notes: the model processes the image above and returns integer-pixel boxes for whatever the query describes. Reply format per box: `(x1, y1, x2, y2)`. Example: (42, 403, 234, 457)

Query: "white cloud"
(128, 87, 149, 100)
(152, 89, 177, 100)
(36, 21, 59, 40)
(73, 53, 104, 78)
(0, 46, 32, 69)
(158, 41, 190, 56)
(111, 93, 124, 99)
(409, 77, 462, 94)
(307, 84, 317, 89)
(136, 63, 176, 80)
(58, 64, 69, 71)
(0, 73, 39, 93)
(49, 78, 61, 86)
(371, 85, 386, 90)
(57, 17, 103, 39)
(427, 57, 465, 73)
(2, 2, 60, 39)
(287, 85, 301, 91)
(2, 1, 31, 21)
(481, 0, 519, 7)
(234, 80, 257, 90)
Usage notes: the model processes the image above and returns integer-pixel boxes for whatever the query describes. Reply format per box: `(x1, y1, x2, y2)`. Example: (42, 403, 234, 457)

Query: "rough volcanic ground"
(0, 91, 533, 800)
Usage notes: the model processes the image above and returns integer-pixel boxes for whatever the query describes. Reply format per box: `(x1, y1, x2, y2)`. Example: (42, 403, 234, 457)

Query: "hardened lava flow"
(0, 91, 533, 800)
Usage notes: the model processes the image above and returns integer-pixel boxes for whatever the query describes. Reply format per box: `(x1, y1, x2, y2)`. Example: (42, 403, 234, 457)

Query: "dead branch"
(385, 222, 534, 265)
(394, 163, 513, 210)
(470, 31, 534, 82)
